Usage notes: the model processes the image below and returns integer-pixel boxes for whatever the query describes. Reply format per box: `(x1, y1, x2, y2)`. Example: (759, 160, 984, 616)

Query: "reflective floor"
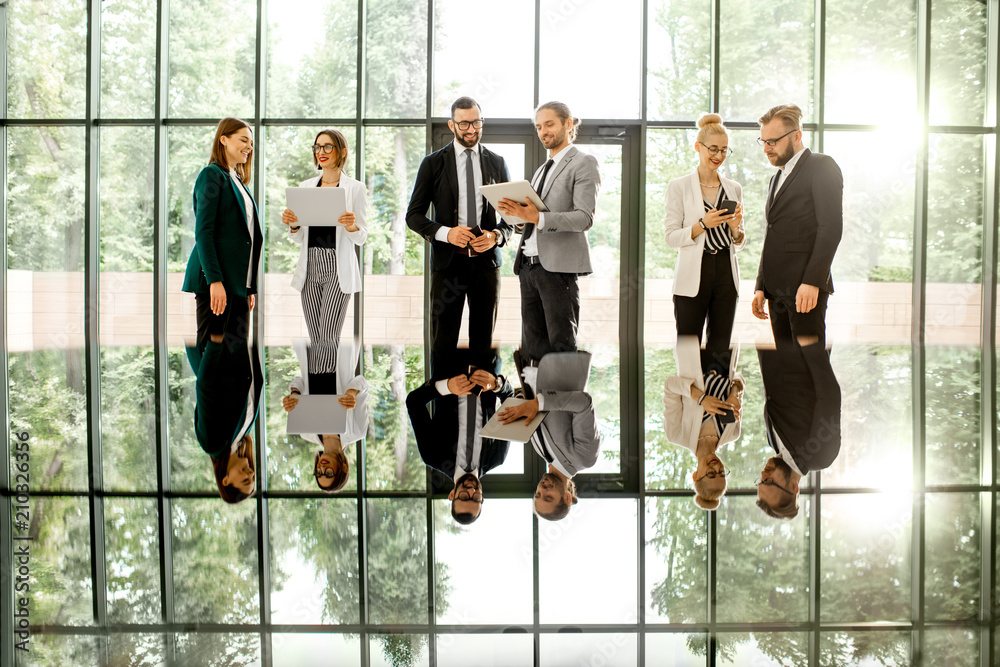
(4, 336, 998, 667)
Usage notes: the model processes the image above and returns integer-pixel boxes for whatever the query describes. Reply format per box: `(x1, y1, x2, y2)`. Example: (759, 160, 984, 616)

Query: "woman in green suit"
(182, 117, 265, 503)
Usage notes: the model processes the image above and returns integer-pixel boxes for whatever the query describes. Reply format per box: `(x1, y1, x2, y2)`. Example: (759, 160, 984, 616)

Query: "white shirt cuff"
(537, 212, 545, 229)
(536, 394, 545, 411)
(435, 379, 451, 395)
(434, 226, 451, 243)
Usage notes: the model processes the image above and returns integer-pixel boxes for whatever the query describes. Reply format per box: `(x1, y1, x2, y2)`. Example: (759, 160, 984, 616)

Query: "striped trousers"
(301, 247, 352, 348)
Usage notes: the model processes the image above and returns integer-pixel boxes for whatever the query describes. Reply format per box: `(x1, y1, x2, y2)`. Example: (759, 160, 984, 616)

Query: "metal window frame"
(0, 0, 998, 666)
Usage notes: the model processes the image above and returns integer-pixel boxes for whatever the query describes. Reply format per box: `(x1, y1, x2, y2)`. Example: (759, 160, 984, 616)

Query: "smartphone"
(716, 408, 736, 425)
(719, 199, 738, 216)
(465, 365, 483, 395)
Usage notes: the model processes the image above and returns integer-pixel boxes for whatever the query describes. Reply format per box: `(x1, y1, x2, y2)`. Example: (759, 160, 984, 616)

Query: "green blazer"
(182, 163, 264, 297)
(186, 339, 264, 457)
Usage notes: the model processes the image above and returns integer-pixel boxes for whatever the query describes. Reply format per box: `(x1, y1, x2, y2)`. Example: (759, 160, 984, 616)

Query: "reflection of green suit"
(182, 163, 263, 297)
(185, 340, 264, 457)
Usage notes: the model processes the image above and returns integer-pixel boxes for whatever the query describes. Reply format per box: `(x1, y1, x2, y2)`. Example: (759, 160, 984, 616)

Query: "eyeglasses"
(312, 144, 339, 154)
(695, 467, 729, 482)
(756, 129, 797, 147)
(455, 489, 483, 504)
(755, 477, 794, 495)
(454, 119, 484, 131)
(698, 142, 733, 158)
(314, 466, 338, 479)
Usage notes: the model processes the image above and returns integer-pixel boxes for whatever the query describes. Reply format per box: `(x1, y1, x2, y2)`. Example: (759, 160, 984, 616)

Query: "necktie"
(766, 169, 782, 212)
(524, 159, 554, 241)
(464, 149, 477, 228)
(464, 395, 477, 472)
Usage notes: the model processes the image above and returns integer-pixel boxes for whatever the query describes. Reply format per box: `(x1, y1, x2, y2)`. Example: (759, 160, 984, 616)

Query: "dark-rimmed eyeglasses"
(698, 142, 733, 158)
(454, 119, 484, 131)
(312, 144, 339, 154)
(756, 129, 797, 147)
(314, 466, 338, 479)
(695, 467, 729, 482)
(455, 489, 483, 503)
(755, 477, 794, 495)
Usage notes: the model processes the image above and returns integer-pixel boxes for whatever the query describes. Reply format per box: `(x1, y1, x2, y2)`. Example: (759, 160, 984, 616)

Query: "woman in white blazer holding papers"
(282, 129, 367, 345)
(664, 113, 746, 360)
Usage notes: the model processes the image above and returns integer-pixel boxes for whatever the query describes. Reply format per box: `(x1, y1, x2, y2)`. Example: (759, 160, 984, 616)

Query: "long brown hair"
(212, 434, 256, 504)
(210, 117, 254, 185)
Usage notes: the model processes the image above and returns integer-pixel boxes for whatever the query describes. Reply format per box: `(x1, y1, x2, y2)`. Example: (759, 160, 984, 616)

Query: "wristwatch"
(698, 218, 707, 230)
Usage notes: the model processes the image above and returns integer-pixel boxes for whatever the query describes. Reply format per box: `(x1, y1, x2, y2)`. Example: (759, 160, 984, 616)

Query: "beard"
(771, 141, 796, 167)
(453, 128, 480, 148)
(455, 472, 481, 490)
(770, 456, 794, 479)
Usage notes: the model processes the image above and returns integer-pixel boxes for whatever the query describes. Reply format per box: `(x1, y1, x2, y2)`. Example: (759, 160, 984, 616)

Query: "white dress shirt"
(433, 140, 483, 243)
(772, 429, 804, 476)
(230, 168, 256, 289)
(522, 144, 570, 258)
(774, 146, 806, 195)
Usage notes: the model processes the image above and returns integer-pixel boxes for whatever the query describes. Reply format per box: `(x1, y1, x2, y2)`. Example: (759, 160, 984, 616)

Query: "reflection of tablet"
(287, 395, 348, 434)
(480, 181, 549, 225)
(480, 398, 547, 443)
(286, 187, 347, 227)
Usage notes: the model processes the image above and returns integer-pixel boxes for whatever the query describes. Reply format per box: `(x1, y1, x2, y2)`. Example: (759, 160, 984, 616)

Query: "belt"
(523, 254, 542, 265)
(454, 247, 479, 257)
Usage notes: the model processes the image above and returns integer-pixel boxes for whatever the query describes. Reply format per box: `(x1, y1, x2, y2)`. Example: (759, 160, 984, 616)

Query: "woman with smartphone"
(282, 129, 367, 346)
(663, 337, 744, 511)
(664, 113, 745, 360)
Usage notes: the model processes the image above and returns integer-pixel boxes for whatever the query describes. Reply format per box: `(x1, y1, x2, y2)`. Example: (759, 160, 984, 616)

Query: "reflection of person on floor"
(663, 337, 744, 510)
(406, 350, 513, 525)
(185, 296, 263, 505)
(756, 337, 841, 520)
(499, 101, 601, 360)
(500, 350, 600, 521)
(282, 129, 367, 345)
(282, 339, 369, 493)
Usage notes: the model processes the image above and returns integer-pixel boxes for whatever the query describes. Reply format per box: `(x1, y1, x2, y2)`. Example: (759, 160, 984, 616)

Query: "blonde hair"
(696, 113, 728, 144)
(693, 475, 727, 511)
(758, 104, 803, 131)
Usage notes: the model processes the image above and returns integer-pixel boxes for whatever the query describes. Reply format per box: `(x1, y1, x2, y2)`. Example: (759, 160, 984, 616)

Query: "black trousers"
(518, 261, 580, 363)
(195, 291, 253, 352)
(673, 249, 738, 360)
(429, 254, 500, 376)
(767, 290, 830, 348)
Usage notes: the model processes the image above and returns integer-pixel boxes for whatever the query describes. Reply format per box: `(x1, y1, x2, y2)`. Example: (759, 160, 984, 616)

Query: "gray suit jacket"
(513, 146, 601, 275)
(532, 351, 601, 477)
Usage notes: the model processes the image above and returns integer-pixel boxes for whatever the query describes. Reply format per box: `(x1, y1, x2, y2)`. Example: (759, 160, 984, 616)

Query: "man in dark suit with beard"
(751, 103, 842, 347)
(756, 339, 841, 519)
(406, 97, 512, 376)
(406, 350, 513, 525)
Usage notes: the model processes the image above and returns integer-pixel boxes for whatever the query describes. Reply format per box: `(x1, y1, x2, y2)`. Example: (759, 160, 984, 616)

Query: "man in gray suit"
(498, 351, 600, 521)
(497, 101, 601, 360)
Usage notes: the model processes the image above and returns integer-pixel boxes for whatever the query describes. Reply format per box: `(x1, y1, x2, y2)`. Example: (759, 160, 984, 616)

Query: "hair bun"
(697, 113, 724, 128)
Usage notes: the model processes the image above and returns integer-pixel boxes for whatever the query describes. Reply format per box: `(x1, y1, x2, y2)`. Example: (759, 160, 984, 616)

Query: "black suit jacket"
(186, 338, 264, 458)
(405, 143, 512, 271)
(756, 149, 843, 299)
(406, 366, 514, 479)
(758, 343, 841, 474)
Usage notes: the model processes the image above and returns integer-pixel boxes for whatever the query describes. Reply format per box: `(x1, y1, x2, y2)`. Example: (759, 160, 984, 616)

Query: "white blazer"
(288, 338, 369, 446)
(664, 171, 746, 297)
(288, 173, 368, 294)
(662, 337, 743, 455)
